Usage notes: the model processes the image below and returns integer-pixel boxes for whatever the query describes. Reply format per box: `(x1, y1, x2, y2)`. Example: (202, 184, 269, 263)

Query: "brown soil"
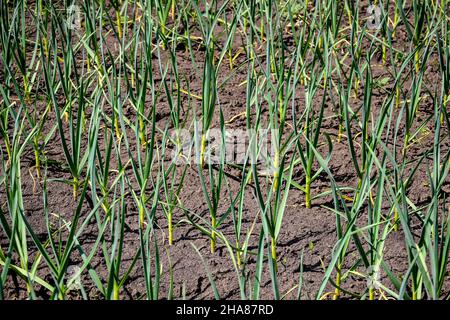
(1, 0, 450, 300)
